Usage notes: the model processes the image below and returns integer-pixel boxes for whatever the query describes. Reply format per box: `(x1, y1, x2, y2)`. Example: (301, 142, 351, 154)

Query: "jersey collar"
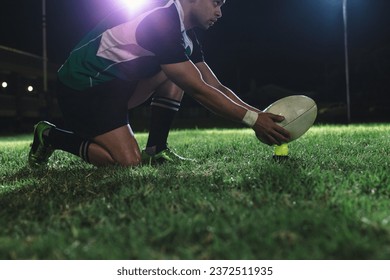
(173, 0, 186, 33)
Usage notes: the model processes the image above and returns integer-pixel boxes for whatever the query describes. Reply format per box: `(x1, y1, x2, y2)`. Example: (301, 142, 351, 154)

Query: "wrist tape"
(242, 110, 258, 127)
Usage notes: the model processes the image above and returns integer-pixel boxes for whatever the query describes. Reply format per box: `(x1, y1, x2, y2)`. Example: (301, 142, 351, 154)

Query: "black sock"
(146, 96, 181, 154)
(45, 127, 91, 163)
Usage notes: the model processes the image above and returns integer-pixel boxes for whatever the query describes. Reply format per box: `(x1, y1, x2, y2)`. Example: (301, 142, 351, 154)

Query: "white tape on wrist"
(242, 110, 258, 127)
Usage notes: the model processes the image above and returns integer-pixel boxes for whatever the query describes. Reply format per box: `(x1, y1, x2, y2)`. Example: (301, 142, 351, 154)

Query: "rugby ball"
(263, 95, 317, 142)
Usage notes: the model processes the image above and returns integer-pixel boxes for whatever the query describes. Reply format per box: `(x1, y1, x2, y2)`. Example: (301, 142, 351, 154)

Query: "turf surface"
(0, 124, 389, 259)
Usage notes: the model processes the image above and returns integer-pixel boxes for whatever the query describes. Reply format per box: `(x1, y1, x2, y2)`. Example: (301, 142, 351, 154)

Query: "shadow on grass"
(1, 158, 390, 260)
(0, 165, 126, 221)
(0, 157, 311, 225)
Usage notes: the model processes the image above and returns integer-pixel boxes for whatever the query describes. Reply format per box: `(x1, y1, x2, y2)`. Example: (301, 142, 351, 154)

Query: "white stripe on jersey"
(96, 0, 174, 62)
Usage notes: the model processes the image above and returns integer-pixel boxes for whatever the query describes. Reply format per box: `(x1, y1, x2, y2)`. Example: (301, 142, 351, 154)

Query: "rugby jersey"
(58, 0, 204, 90)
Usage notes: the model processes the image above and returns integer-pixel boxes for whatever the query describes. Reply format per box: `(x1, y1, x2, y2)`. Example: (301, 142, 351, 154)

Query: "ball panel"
(263, 95, 317, 142)
(283, 105, 317, 141)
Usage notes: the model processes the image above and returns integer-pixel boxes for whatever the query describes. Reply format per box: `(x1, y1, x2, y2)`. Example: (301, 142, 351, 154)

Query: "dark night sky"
(1, 0, 390, 109)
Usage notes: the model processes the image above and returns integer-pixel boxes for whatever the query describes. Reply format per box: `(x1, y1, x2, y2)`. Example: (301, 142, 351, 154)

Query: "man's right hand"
(253, 112, 291, 146)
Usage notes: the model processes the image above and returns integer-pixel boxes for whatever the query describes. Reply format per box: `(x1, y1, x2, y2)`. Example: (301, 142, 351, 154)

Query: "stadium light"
(117, 0, 149, 12)
(324, 0, 351, 123)
(327, 0, 351, 123)
(27, 86, 34, 92)
(1, 82, 7, 88)
(342, 0, 351, 124)
(42, 0, 48, 93)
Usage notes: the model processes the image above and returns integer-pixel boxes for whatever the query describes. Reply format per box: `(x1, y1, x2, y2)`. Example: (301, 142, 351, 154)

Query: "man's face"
(191, 0, 225, 30)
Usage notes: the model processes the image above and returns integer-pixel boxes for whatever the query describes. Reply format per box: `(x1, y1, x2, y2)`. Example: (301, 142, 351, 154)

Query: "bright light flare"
(1, 82, 7, 88)
(117, 0, 149, 12)
(27, 86, 34, 92)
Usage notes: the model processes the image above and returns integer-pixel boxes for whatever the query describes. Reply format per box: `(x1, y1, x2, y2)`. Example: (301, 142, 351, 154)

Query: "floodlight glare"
(1, 82, 7, 88)
(118, 0, 148, 12)
(27, 86, 34, 92)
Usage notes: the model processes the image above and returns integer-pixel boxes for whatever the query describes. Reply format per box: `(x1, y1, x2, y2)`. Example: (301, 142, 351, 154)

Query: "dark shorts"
(57, 79, 138, 139)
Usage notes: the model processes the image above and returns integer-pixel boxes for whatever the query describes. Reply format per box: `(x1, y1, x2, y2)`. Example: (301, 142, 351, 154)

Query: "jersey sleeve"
(136, 5, 190, 65)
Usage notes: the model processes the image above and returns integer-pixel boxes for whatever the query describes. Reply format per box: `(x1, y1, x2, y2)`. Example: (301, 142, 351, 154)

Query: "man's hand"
(253, 112, 290, 145)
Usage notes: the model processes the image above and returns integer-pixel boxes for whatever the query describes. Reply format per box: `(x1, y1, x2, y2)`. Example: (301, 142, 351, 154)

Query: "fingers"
(256, 132, 278, 146)
(269, 113, 285, 123)
(274, 123, 291, 140)
(256, 129, 289, 146)
(266, 113, 291, 142)
(254, 113, 291, 145)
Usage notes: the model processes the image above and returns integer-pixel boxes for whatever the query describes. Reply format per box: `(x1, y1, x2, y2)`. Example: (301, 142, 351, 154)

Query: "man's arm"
(161, 61, 290, 145)
(195, 62, 260, 113)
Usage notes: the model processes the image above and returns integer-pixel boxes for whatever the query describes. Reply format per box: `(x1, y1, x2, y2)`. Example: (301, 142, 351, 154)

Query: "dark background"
(1, 0, 389, 123)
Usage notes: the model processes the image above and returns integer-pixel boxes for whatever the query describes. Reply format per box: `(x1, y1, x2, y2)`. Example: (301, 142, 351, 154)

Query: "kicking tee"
(57, 0, 204, 90)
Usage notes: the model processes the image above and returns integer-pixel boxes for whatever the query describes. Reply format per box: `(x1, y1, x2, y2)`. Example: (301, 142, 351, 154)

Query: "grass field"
(0, 124, 389, 260)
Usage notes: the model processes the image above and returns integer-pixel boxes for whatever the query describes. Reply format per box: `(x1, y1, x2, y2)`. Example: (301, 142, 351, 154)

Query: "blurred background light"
(1, 82, 7, 88)
(117, 0, 149, 12)
(27, 86, 34, 92)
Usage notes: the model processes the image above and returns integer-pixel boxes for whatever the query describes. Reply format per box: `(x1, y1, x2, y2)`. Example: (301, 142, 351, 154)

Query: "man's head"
(180, 0, 226, 30)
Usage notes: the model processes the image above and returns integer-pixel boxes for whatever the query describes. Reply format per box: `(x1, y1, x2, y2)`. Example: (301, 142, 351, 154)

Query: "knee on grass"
(88, 144, 141, 167)
(90, 153, 141, 167)
(116, 154, 141, 167)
